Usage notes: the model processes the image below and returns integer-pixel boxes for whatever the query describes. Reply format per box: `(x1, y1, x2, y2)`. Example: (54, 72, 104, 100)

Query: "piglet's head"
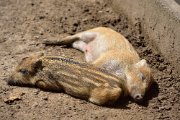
(8, 55, 43, 86)
(125, 59, 154, 102)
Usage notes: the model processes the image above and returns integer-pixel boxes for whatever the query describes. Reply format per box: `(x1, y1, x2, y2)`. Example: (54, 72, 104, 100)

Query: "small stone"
(158, 95, 166, 101)
(39, 16, 45, 19)
(16, 105, 21, 109)
(32, 102, 38, 108)
(42, 97, 48, 101)
(4, 96, 21, 104)
(159, 106, 165, 110)
(164, 106, 171, 110)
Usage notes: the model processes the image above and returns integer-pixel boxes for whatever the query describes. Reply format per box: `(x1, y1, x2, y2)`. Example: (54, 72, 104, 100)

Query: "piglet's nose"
(134, 94, 143, 101)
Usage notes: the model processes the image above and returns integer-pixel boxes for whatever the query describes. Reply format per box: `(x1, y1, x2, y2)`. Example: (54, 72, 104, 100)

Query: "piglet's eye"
(19, 69, 29, 75)
(139, 73, 146, 80)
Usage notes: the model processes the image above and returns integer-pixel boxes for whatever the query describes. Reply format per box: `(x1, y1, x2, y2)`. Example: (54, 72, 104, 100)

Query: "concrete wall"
(107, 0, 180, 73)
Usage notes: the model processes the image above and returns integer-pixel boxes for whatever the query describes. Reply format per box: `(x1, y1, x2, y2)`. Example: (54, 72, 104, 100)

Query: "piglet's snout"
(134, 94, 143, 101)
(131, 86, 144, 102)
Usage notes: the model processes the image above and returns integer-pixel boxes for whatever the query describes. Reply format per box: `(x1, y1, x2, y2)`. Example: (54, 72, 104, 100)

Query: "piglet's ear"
(31, 53, 44, 67)
(135, 59, 147, 68)
(31, 57, 43, 70)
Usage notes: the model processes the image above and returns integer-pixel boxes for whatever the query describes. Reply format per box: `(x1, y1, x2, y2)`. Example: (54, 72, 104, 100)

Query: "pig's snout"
(134, 94, 143, 102)
(130, 86, 145, 102)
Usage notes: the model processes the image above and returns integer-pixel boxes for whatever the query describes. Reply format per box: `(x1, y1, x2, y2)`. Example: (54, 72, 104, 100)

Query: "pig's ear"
(135, 59, 147, 68)
(32, 58, 42, 70)
(30, 53, 44, 69)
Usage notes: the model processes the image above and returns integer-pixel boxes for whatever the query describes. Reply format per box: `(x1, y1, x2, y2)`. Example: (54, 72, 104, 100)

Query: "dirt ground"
(0, 0, 179, 120)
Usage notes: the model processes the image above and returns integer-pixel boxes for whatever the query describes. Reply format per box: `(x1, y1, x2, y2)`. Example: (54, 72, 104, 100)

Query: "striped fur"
(8, 55, 127, 105)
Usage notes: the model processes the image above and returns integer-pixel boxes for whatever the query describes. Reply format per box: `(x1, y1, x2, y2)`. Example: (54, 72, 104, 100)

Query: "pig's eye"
(19, 69, 29, 75)
(139, 73, 146, 80)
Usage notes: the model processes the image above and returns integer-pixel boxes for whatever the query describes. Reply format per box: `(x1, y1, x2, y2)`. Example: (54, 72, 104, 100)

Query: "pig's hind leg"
(72, 32, 97, 52)
(43, 32, 97, 52)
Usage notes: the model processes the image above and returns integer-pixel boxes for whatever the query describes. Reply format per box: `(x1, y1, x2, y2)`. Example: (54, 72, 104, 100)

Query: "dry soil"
(0, 0, 179, 120)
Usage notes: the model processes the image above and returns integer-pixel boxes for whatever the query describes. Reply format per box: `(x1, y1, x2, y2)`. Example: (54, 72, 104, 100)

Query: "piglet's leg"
(43, 36, 80, 46)
(43, 32, 97, 47)
(72, 32, 97, 52)
(72, 41, 87, 52)
(78, 32, 97, 43)
(89, 85, 121, 105)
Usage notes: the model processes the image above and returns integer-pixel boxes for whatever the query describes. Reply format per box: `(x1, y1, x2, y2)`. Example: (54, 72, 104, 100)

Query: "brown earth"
(0, 0, 179, 120)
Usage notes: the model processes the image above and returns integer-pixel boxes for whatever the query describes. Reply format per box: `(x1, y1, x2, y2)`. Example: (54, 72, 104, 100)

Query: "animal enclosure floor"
(0, 0, 179, 120)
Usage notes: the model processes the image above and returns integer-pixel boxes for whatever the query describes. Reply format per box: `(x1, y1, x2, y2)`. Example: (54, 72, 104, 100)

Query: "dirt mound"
(0, 0, 179, 120)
